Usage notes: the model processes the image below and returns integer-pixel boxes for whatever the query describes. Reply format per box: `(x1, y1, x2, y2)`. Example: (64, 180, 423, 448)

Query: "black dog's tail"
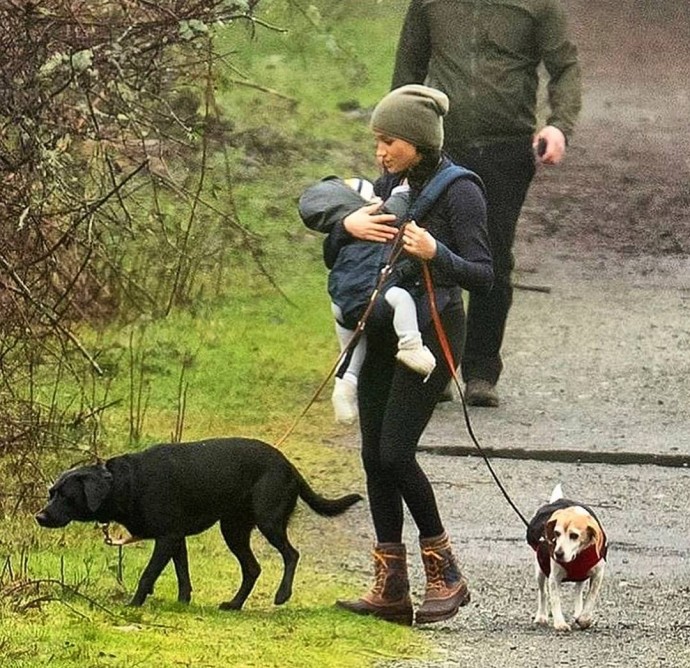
(295, 471, 362, 517)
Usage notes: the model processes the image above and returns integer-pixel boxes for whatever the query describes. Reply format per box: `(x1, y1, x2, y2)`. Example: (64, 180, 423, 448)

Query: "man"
(392, 0, 581, 406)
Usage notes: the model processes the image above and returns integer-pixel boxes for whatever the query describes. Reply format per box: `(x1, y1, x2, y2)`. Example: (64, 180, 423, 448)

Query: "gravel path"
(331, 247, 689, 668)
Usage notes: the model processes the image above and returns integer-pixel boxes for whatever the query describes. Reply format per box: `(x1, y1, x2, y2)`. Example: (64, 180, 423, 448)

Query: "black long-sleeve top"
(323, 155, 493, 327)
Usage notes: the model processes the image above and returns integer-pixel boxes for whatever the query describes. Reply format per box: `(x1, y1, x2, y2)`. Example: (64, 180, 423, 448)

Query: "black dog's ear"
(82, 466, 113, 513)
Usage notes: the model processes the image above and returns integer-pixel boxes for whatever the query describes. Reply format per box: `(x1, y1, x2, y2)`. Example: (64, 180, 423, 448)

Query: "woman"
(329, 84, 494, 625)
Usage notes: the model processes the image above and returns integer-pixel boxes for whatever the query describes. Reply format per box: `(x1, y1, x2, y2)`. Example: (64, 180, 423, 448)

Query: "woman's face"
(374, 133, 421, 174)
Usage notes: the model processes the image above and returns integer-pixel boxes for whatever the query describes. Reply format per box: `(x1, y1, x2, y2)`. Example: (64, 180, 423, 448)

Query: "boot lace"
(371, 550, 390, 596)
(421, 547, 447, 592)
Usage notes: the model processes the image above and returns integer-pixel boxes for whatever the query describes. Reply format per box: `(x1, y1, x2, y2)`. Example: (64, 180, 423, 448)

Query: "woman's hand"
(402, 221, 437, 260)
(343, 203, 398, 242)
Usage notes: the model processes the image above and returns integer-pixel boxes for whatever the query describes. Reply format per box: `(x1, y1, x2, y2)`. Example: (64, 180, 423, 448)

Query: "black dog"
(36, 437, 362, 609)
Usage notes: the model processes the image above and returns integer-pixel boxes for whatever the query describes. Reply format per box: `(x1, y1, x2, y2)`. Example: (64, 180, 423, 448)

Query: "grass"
(1, 518, 422, 667)
(0, 1, 439, 666)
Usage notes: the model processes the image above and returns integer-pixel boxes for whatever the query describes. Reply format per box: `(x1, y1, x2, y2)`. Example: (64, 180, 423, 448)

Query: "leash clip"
(99, 522, 114, 545)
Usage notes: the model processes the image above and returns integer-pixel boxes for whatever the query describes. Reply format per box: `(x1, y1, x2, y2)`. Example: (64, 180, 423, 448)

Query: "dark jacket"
(392, 0, 581, 146)
(299, 177, 413, 326)
(323, 156, 493, 328)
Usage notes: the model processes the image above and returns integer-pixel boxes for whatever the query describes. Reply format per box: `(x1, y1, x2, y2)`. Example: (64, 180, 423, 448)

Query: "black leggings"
(357, 299, 464, 544)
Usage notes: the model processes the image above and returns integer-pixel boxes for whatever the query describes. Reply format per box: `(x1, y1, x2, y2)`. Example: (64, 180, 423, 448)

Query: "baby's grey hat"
(370, 84, 449, 150)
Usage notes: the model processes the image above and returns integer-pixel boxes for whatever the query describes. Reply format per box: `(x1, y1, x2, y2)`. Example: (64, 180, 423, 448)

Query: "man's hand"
(533, 126, 567, 165)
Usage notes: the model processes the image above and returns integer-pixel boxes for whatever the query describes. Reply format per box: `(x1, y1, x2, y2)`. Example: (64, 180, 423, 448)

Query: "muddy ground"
(324, 1, 690, 666)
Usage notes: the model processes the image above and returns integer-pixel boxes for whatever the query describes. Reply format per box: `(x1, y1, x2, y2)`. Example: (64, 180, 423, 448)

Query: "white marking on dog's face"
(547, 507, 600, 563)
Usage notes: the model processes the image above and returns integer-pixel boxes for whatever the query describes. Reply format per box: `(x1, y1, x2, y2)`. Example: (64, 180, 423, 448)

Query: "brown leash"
(273, 223, 531, 528)
(421, 262, 530, 527)
(274, 225, 409, 448)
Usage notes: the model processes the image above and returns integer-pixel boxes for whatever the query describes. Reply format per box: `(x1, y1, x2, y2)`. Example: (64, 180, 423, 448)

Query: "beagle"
(526, 484, 608, 631)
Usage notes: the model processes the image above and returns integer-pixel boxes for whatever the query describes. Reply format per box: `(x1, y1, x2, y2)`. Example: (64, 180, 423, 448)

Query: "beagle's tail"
(549, 483, 564, 503)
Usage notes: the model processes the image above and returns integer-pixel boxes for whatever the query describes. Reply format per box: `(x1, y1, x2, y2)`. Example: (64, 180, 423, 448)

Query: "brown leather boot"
(416, 531, 471, 624)
(336, 543, 414, 625)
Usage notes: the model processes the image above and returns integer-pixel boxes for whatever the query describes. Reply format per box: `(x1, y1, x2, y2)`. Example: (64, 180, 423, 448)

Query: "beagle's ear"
(546, 508, 566, 540)
(585, 519, 602, 551)
(545, 517, 558, 543)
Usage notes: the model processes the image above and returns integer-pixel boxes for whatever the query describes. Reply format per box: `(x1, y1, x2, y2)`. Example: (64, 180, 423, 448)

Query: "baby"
(299, 176, 436, 424)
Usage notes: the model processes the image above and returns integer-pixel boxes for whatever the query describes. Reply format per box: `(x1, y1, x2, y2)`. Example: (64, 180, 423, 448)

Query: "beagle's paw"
(575, 614, 593, 629)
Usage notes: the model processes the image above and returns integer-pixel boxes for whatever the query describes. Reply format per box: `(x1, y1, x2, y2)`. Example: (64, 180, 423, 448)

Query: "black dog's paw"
(127, 587, 153, 607)
(274, 591, 291, 606)
(219, 599, 244, 611)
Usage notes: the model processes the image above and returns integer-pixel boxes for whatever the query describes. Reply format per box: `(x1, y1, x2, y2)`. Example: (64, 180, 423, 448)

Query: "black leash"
(421, 261, 530, 528)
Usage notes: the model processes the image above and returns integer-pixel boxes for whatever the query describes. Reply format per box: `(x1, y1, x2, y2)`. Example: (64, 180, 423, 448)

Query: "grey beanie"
(370, 84, 449, 150)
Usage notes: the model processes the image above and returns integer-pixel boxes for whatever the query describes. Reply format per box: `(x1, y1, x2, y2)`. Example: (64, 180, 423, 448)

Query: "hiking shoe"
(464, 379, 499, 407)
(416, 531, 471, 625)
(336, 543, 414, 626)
(396, 345, 436, 378)
(332, 376, 358, 424)
(438, 377, 460, 402)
